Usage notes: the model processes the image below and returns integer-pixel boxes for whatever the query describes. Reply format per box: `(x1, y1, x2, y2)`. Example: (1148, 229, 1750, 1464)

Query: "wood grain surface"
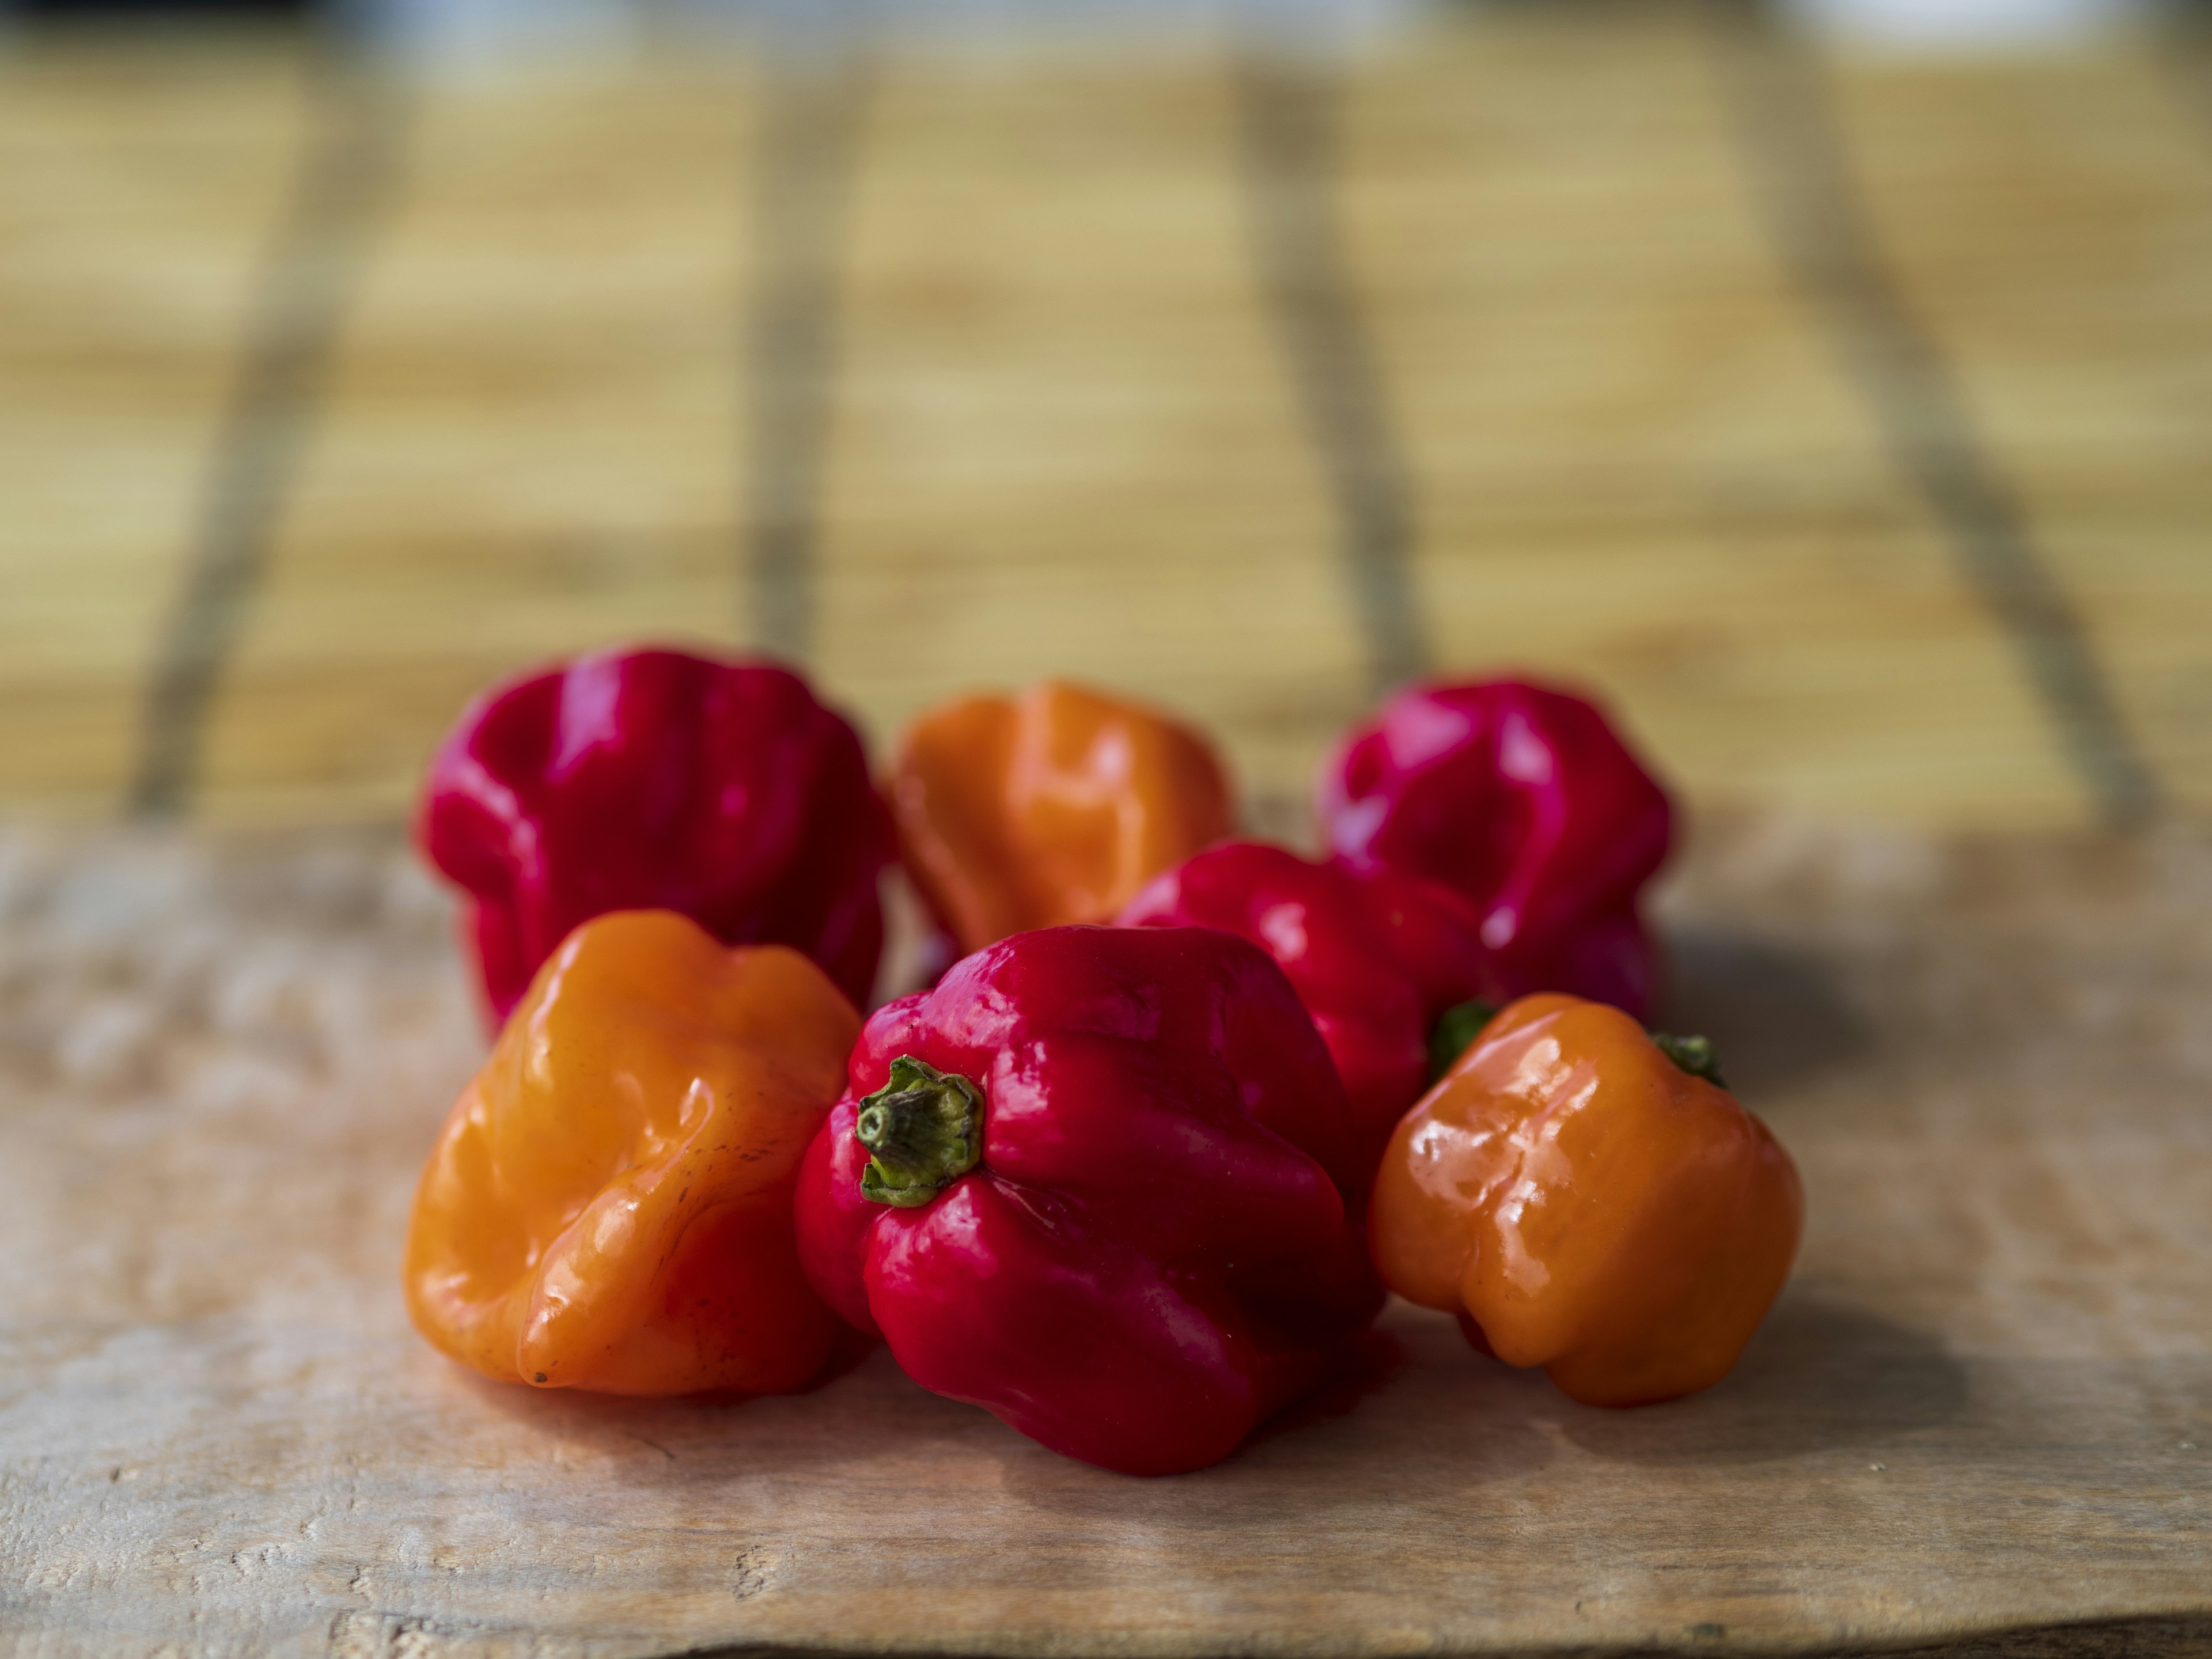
(1, 814, 2207, 1657)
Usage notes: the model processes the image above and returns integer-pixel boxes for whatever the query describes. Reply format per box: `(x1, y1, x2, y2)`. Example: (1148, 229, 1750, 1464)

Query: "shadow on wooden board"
(1664, 926, 1876, 1095)
(433, 1287, 1967, 1487)
(1553, 1294, 1968, 1465)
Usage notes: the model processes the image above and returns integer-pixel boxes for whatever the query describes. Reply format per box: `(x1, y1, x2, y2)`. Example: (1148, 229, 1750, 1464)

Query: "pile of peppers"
(405, 647, 1801, 1476)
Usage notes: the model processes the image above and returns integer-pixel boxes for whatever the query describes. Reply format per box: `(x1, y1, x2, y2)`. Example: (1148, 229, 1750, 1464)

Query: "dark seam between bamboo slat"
(1705, 4, 2160, 830)
(2160, 21, 2212, 142)
(743, 54, 870, 667)
(1236, 58, 1428, 704)
(128, 59, 407, 821)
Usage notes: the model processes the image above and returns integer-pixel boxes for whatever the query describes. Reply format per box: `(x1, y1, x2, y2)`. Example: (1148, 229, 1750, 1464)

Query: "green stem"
(1427, 994, 1728, 1090)
(1652, 1032, 1727, 1089)
(1427, 998, 1501, 1086)
(855, 1056, 984, 1208)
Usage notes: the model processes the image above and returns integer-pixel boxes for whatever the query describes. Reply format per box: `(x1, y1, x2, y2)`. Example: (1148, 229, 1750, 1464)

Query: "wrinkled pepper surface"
(1318, 678, 1673, 1020)
(888, 680, 1232, 957)
(795, 924, 1383, 1475)
(1370, 993, 1802, 1408)
(405, 909, 861, 1396)
(1119, 840, 1504, 1187)
(419, 646, 894, 1024)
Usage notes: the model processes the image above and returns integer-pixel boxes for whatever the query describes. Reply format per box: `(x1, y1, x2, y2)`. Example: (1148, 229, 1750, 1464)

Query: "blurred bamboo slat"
(1822, 48, 2212, 821)
(815, 55, 1358, 798)
(1343, 12, 2091, 832)
(0, 38, 308, 815)
(196, 63, 762, 823)
(0, 12, 2206, 831)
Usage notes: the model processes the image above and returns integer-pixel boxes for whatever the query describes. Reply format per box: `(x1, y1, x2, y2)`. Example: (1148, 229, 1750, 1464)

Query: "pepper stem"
(855, 1056, 984, 1208)
(1427, 998, 1501, 1086)
(1653, 1032, 1727, 1088)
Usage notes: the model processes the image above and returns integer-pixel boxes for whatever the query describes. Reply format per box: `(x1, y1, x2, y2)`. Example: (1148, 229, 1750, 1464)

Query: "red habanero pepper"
(794, 925, 1383, 1476)
(1118, 841, 1505, 1187)
(418, 646, 895, 1024)
(1317, 678, 1673, 1020)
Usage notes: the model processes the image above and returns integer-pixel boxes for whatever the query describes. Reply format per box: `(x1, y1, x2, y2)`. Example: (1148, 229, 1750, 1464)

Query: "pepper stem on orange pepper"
(1430, 998, 1729, 1090)
(1652, 1032, 1726, 1088)
(857, 1056, 984, 1208)
(1427, 998, 1501, 1085)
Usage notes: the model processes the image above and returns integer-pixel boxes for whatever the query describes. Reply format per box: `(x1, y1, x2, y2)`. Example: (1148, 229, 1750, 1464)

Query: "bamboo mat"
(3, 5, 2210, 834)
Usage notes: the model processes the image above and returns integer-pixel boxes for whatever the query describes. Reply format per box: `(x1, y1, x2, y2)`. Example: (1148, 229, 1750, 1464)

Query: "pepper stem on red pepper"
(855, 1056, 984, 1208)
(1427, 999, 1501, 1086)
(1652, 1032, 1727, 1088)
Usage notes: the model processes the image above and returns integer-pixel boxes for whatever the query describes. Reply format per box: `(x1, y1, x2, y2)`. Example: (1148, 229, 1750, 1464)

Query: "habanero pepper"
(1370, 993, 1802, 1408)
(1318, 677, 1673, 1020)
(404, 909, 860, 1396)
(419, 646, 894, 1025)
(1118, 840, 1505, 1188)
(794, 925, 1383, 1476)
(887, 680, 1233, 957)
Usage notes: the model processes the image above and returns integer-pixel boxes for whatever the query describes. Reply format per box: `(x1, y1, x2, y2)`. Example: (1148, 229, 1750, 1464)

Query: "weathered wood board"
(2, 815, 2206, 1657)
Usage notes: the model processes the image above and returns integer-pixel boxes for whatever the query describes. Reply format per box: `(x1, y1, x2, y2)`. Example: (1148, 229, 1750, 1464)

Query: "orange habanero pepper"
(404, 909, 859, 1396)
(888, 680, 1232, 954)
(1370, 993, 1802, 1408)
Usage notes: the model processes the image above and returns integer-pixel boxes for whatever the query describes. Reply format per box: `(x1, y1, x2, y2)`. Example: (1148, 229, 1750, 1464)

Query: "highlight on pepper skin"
(403, 909, 861, 1396)
(1369, 992, 1804, 1409)
(887, 679, 1233, 956)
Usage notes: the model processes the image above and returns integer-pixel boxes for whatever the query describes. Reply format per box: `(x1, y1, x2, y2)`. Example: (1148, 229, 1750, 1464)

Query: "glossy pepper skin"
(419, 646, 894, 1024)
(888, 680, 1233, 956)
(1318, 679, 1672, 1020)
(1118, 841, 1505, 1187)
(404, 910, 860, 1396)
(794, 925, 1384, 1475)
(1370, 993, 1802, 1408)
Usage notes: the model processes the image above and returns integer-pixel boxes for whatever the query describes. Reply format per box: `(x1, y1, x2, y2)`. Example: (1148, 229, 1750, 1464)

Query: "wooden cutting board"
(1, 812, 2206, 1657)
